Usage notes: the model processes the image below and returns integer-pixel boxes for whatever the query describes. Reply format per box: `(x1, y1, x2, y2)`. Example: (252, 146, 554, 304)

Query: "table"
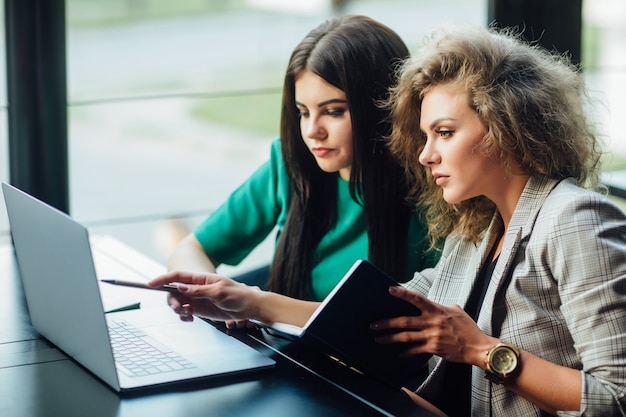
(0, 236, 436, 417)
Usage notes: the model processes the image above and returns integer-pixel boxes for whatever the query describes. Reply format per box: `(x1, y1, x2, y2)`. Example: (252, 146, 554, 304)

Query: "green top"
(195, 139, 438, 301)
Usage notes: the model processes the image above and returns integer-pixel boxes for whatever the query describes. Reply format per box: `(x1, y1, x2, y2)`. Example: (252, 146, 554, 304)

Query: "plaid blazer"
(405, 175, 626, 416)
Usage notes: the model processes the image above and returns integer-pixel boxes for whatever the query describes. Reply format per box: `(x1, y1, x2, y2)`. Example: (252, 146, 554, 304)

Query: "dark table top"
(0, 238, 436, 417)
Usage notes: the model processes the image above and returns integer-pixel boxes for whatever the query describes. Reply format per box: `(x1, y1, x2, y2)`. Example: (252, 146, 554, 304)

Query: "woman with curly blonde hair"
(373, 26, 623, 416)
(387, 26, 601, 249)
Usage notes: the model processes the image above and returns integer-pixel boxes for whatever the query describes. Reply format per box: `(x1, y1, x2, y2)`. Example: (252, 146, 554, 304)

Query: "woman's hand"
(371, 286, 497, 367)
(148, 271, 262, 324)
(223, 285, 263, 329)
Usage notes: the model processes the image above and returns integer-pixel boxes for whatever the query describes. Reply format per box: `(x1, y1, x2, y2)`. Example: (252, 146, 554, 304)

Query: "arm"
(148, 270, 319, 327)
(254, 287, 319, 327)
(190, 139, 287, 270)
(372, 287, 582, 414)
(168, 234, 218, 273)
(376, 187, 626, 415)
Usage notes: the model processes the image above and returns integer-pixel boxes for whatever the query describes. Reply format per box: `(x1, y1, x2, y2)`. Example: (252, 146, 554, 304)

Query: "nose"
(418, 138, 440, 166)
(303, 115, 326, 140)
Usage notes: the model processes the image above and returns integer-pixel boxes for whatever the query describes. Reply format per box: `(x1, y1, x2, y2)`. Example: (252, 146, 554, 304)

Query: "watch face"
(491, 347, 518, 374)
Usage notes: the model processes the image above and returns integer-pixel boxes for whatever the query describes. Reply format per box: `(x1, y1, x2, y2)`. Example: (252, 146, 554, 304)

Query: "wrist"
(253, 291, 316, 328)
(475, 337, 501, 370)
(250, 289, 274, 323)
(484, 340, 522, 385)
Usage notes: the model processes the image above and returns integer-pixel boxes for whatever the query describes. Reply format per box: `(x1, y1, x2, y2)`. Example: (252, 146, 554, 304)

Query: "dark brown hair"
(268, 15, 414, 299)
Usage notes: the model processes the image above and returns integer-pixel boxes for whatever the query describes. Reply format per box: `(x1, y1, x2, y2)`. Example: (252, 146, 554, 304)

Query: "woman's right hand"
(148, 271, 262, 323)
(224, 285, 263, 329)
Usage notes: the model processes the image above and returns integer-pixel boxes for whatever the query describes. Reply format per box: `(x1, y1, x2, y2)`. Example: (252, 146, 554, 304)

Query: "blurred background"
(0, 0, 624, 275)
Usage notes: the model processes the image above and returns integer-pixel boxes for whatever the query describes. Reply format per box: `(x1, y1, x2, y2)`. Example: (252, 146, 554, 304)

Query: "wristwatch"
(484, 341, 521, 384)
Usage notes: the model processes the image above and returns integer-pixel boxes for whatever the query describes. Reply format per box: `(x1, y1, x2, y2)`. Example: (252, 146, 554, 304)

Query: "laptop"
(2, 182, 275, 393)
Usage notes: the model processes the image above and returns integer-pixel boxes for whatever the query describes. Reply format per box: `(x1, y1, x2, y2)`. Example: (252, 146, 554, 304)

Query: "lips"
(312, 147, 332, 157)
(433, 173, 449, 186)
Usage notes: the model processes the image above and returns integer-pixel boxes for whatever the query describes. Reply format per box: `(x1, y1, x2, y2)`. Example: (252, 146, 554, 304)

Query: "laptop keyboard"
(108, 319, 197, 377)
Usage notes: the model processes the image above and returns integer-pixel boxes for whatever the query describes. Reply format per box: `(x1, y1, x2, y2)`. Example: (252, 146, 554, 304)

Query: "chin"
(318, 166, 337, 174)
(316, 162, 340, 173)
(442, 193, 462, 205)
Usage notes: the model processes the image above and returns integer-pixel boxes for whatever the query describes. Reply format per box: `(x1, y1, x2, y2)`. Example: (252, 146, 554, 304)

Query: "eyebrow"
(424, 117, 457, 131)
(295, 98, 348, 108)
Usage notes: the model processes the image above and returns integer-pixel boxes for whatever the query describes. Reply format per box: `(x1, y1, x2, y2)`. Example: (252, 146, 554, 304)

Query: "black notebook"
(255, 259, 431, 390)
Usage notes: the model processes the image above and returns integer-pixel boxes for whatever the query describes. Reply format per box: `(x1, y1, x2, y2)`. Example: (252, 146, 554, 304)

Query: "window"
(65, 0, 488, 269)
(583, 1, 626, 169)
(0, 1, 7, 244)
(7, 1, 621, 269)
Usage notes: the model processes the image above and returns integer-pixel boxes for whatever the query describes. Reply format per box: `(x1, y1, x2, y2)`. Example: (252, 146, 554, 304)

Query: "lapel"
(472, 176, 561, 415)
(476, 175, 559, 337)
(457, 215, 504, 310)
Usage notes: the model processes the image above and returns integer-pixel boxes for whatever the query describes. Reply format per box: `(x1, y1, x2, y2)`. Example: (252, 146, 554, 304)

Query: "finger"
(236, 320, 252, 329)
(148, 271, 188, 288)
(388, 286, 439, 314)
(374, 329, 429, 346)
(166, 291, 192, 310)
(177, 303, 194, 322)
(225, 319, 251, 329)
(168, 295, 181, 310)
(149, 270, 210, 288)
(398, 344, 430, 358)
(371, 312, 425, 332)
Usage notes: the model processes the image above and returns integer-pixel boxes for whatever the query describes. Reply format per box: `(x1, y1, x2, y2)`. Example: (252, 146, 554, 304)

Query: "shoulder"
(269, 137, 282, 156)
(267, 138, 284, 167)
(540, 178, 624, 226)
(525, 179, 626, 273)
(512, 176, 624, 238)
(264, 138, 289, 181)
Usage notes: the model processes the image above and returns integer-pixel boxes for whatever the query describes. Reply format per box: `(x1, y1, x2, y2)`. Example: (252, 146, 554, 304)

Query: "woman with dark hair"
(168, 15, 437, 304)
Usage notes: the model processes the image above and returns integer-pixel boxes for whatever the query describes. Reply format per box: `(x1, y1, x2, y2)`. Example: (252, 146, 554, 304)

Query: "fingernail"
(177, 283, 189, 292)
(389, 286, 399, 294)
(180, 304, 192, 317)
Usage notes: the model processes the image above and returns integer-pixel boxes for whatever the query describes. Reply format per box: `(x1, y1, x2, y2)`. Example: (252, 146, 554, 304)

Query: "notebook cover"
(269, 260, 431, 390)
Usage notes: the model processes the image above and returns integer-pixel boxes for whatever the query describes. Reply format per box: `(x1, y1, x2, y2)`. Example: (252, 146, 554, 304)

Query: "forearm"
(252, 290, 319, 328)
(508, 351, 581, 414)
(168, 234, 218, 273)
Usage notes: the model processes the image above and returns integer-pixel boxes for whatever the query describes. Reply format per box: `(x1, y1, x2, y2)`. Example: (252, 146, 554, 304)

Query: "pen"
(100, 279, 178, 291)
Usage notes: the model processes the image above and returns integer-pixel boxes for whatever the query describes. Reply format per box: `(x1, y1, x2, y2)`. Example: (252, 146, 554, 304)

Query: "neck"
(492, 174, 529, 230)
(491, 230, 504, 261)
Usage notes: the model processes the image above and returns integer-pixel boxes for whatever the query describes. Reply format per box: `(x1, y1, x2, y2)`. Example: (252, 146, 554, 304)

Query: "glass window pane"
(0, 0, 9, 245)
(583, 0, 626, 168)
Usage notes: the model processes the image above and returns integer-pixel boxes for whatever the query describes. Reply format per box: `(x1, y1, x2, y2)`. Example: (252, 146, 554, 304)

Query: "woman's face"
(418, 84, 505, 204)
(295, 71, 353, 181)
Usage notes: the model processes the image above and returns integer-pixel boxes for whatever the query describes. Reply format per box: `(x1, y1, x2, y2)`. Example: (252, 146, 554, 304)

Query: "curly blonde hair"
(387, 26, 602, 247)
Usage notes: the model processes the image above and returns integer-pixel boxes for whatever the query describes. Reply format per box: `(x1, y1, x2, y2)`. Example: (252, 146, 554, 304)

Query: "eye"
(297, 109, 309, 118)
(435, 129, 453, 139)
(325, 107, 347, 117)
